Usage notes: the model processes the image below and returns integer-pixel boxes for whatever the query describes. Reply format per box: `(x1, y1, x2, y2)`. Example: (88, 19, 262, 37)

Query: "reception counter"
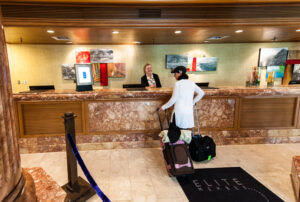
(13, 86, 300, 153)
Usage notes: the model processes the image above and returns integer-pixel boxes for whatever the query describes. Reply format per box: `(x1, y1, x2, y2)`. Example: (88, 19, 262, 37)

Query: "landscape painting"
(266, 66, 285, 78)
(107, 63, 126, 78)
(90, 49, 114, 63)
(196, 57, 218, 71)
(62, 64, 76, 80)
(258, 48, 288, 67)
(166, 55, 188, 69)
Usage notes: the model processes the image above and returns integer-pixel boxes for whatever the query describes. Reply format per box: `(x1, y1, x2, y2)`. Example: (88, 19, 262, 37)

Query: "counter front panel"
(13, 87, 300, 152)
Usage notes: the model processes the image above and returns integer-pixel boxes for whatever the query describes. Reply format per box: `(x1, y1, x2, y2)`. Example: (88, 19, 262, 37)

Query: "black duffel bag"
(189, 134, 216, 162)
(190, 103, 216, 162)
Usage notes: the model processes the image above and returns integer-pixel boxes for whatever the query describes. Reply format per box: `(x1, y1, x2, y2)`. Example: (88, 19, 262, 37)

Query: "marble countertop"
(13, 85, 300, 101)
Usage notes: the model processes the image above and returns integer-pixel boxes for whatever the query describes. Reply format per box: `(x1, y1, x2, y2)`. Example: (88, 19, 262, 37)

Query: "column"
(0, 6, 35, 201)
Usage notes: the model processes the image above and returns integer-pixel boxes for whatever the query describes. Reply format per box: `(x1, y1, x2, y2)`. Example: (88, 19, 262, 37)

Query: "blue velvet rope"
(67, 133, 111, 202)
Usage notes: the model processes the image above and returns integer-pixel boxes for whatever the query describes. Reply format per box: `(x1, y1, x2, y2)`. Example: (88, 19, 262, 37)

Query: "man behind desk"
(141, 63, 162, 88)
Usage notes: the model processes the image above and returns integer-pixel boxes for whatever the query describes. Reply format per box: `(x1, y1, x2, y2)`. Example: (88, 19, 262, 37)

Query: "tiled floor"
(21, 143, 300, 202)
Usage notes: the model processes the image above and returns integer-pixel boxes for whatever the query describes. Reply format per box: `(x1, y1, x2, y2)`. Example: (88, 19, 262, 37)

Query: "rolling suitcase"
(157, 109, 194, 177)
(189, 103, 216, 162)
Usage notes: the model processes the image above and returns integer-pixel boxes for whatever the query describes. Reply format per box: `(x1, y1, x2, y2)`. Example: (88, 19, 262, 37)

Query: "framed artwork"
(166, 54, 188, 69)
(75, 51, 90, 63)
(258, 48, 288, 67)
(61, 64, 75, 80)
(288, 50, 300, 59)
(90, 49, 114, 63)
(292, 64, 300, 81)
(188, 57, 218, 72)
(196, 57, 218, 71)
(187, 57, 197, 71)
(75, 64, 94, 86)
(91, 63, 100, 82)
(266, 66, 285, 78)
(107, 63, 126, 78)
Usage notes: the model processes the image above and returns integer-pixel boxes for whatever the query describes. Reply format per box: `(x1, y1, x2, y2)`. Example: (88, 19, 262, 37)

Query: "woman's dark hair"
(178, 73, 189, 80)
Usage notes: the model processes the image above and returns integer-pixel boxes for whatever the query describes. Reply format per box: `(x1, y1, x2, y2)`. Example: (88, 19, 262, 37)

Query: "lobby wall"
(6, 42, 300, 93)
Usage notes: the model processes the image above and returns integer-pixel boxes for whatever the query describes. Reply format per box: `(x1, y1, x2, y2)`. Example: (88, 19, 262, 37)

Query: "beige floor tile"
(20, 143, 300, 202)
(129, 167, 152, 182)
(109, 178, 131, 201)
(130, 181, 157, 202)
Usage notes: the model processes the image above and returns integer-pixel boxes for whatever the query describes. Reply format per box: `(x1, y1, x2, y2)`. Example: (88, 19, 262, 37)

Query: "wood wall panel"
(2, 0, 300, 4)
(19, 102, 82, 136)
(3, 4, 300, 20)
(239, 97, 297, 129)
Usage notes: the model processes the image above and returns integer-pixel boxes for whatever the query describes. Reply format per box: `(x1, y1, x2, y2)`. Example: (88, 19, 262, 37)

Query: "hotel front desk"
(13, 86, 300, 153)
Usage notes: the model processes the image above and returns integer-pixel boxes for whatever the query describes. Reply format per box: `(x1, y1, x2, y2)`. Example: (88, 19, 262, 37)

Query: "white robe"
(162, 80, 205, 129)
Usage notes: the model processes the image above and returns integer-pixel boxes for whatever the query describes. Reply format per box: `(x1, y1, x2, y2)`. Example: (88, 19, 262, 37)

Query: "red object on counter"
(100, 63, 108, 86)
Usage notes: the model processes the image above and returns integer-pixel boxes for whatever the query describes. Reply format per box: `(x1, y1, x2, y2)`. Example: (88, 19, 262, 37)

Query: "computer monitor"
(29, 85, 55, 91)
(75, 64, 93, 91)
(196, 82, 209, 87)
(123, 84, 146, 88)
(123, 84, 146, 91)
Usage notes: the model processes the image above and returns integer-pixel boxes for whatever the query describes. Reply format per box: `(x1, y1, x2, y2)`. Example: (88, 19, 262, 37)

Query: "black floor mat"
(177, 167, 284, 202)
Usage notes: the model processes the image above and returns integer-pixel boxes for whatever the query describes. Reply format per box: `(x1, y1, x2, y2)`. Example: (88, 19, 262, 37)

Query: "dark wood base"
(62, 176, 96, 202)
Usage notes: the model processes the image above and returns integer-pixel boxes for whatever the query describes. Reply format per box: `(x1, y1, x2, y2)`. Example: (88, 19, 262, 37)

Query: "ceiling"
(2, 1, 300, 45)
(3, 0, 300, 4)
(4, 26, 300, 45)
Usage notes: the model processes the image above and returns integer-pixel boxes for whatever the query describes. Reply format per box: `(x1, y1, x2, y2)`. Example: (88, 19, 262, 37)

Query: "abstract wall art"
(188, 57, 218, 72)
(91, 63, 100, 82)
(107, 63, 126, 78)
(62, 64, 76, 80)
(90, 49, 114, 63)
(258, 48, 288, 67)
(196, 57, 218, 71)
(75, 51, 90, 63)
(166, 54, 188, 69)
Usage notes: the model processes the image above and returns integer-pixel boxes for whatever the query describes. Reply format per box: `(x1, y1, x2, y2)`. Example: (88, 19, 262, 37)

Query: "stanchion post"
(63, 112, 80, 192)
(62, 112, 95, 202)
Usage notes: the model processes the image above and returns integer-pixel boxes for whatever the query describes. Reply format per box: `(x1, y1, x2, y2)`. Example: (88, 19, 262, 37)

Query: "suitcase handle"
(192, 103, 201, 137)
(156, 108, 170, 131)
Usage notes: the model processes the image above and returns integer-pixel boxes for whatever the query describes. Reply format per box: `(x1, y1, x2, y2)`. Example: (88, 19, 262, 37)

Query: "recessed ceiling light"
(112, 31, 119, 34)
(174, 30, 182, 34)
(296, 29, 300, 32)
(47, 30, 55, 34)
(235, 30, 243, 33)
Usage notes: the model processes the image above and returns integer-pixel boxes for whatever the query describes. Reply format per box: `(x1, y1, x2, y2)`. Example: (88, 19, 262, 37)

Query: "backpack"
(189, 134, 216, 162)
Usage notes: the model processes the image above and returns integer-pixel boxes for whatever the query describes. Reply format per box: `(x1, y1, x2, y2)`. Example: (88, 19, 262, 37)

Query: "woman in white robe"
(160, 66, 205, 129)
